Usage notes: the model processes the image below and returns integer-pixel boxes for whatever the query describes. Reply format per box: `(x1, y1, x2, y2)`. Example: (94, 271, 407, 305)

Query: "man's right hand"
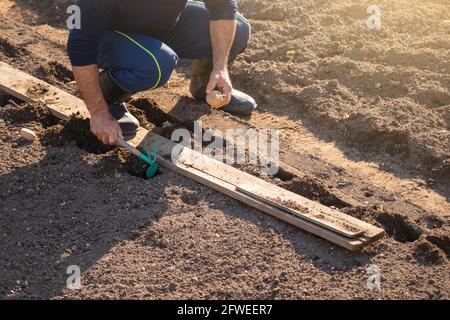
(90, 110, 123, 145)
(71, 65, 123, 145)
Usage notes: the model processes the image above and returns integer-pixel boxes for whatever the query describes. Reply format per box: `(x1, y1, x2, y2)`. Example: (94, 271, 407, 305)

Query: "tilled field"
(0, 0, 449, 299)
(236, 0, 450, 180)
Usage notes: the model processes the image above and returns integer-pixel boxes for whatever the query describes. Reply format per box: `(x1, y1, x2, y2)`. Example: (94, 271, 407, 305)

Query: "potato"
(20, 128, 37, 142)
(206, 90, 226, 109)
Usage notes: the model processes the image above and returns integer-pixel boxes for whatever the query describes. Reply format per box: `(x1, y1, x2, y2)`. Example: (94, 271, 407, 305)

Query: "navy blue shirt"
(67, 0, 237, 66)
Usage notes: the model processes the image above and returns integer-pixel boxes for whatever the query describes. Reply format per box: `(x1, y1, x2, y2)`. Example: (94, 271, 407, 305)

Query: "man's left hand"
(206, 67, 233, 108)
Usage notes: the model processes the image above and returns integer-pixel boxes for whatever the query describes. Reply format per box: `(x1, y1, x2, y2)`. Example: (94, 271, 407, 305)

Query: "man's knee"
(140, 43, 179, 90)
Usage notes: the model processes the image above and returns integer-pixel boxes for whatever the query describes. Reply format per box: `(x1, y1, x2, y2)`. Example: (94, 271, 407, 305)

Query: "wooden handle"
(117, 137, 143, 158)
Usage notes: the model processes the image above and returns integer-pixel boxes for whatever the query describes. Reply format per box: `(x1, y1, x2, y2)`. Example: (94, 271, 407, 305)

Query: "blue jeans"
(97, 1, 251, 93)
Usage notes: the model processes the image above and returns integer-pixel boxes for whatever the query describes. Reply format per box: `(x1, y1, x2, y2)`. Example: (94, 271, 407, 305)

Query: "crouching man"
(67, 0, 256, 144)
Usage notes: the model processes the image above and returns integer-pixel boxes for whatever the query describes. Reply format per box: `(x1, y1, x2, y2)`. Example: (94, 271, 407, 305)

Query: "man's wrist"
(88, 99, 109, 117)
(213, 59, 229, 72)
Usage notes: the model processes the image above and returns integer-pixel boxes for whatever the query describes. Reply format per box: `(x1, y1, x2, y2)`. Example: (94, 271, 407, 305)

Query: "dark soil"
(413, 240, 447, 266)
(1, 101, 59, 128)
(426, 233, 450, 259)
(37, 115, 112, 154)
(343, 207, 424, 243)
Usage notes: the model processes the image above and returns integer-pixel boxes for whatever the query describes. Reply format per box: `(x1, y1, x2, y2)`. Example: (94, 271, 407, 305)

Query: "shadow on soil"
(0, 146, 172, 299)
(0, 149, 380, 299)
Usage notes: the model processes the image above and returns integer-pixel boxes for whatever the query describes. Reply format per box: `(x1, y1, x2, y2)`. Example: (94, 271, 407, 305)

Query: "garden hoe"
(117, 137, 159, 179)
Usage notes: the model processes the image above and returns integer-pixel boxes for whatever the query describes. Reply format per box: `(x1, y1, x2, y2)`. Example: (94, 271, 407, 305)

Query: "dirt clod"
(45, 116, 114, 154)
(426, 234, 450, 259)
(413, 240, 447, 266)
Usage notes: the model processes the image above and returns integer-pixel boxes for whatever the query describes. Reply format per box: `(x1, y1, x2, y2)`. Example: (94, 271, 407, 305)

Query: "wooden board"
(174, 147, 366, 239)
(0, 61, 385, 250)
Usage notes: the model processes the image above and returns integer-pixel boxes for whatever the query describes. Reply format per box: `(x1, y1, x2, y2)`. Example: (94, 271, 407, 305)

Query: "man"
(67, 0, 256, 145)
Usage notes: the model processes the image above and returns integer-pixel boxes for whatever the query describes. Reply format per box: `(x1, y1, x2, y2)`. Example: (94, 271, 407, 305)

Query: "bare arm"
(206, 19, 237, 107)
(72, 65, 108, 115)
(72, 65, 122, 144)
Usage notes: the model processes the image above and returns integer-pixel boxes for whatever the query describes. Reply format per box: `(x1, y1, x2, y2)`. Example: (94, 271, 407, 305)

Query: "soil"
(236, 0, 450, 181)
(0, 0, 449, 300)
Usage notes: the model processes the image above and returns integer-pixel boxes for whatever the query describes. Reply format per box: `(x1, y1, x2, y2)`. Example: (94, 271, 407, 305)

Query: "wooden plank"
(235, 187, 366, 238)
(158, 155, 367, 250)
(174, 147, 365, 239)
(0, 61, 385, 250)
(137, 134, 384, 250)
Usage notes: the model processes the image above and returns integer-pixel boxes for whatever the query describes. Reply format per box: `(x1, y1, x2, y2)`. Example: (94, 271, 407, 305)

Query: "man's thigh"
(167, 0, 251, 60)
(97, 31, 179, 92)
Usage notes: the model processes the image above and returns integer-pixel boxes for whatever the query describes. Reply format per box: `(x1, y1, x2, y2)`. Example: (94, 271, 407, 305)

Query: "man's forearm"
(210, 19, 237, 70)
(72, 65, 109, 116)
(206, 19, 237, 103)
